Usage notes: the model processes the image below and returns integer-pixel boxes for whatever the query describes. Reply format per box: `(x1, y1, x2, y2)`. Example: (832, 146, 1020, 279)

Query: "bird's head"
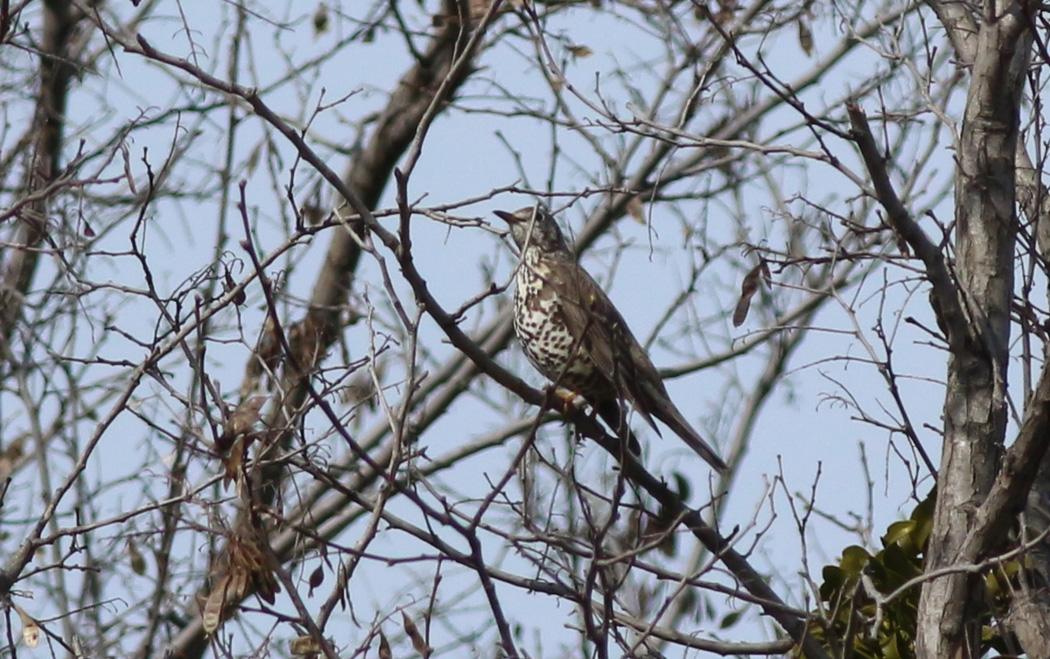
(494, 205, 571, 255)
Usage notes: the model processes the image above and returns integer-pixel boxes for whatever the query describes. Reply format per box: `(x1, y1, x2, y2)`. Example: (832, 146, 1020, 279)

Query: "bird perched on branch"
(495, 204, 727, 472)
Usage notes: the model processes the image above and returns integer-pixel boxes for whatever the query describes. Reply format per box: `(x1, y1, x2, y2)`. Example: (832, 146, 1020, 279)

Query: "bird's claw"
(547, 386, 585, 415)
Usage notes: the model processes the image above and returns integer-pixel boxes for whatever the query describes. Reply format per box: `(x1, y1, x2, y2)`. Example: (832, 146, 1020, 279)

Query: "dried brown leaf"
(798, 18, 814, 57)
(291, 635, 322, 655)
(341, 368, 379, 409)
(22, 619, 40, 648)
(733, 262, 767, 327)
(308, 564, 324, 596)
(222, 436, 245, 490)
(625, 195, 646, 224)
(566, 44, 593, 59)
(1, 435, 25, 462)
(0, 435, 25, 481)
(232, 527, 280, 604)
(255, 569, 280, 604)
(217, 396, 267, 455)
(128, 538, 147, 575)
(706, 0, 736, 23)
(202, 574, 231, 634)
(224, 270, 246, 306)
(13, 604, 39, 648)
(225, 396, 267, 438)
(378, 630, 392, 659)
(246, 143, 261, 177)
(402, 610, 432, 657)
(302, 203, 325, 226)
(470, 0, 492, 19)
(122, 143, 138, 196)
(312, 2, 329, 36)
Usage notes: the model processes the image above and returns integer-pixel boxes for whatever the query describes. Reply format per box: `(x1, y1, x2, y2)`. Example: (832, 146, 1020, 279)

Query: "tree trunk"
(916, 3, 1031, 656)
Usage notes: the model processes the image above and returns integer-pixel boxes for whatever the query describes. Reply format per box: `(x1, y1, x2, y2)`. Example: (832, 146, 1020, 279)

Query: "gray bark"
(916, 2, 1031, 656)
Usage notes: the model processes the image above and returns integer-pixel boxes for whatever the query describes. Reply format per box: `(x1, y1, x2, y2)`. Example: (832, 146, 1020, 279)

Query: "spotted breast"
(512, 248, 609, 395)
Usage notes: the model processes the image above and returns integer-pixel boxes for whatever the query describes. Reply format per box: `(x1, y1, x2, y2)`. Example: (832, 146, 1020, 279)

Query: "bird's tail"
(659, 406, 728, 472)
(596, 398, 728, 473)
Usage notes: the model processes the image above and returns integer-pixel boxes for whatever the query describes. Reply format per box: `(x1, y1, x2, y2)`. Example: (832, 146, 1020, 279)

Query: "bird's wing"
(548, 258, 667, 431)
(546, 256, 727, 471)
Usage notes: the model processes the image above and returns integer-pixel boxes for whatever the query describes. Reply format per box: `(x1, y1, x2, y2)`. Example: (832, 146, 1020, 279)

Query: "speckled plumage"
(495, 205, 727, 472)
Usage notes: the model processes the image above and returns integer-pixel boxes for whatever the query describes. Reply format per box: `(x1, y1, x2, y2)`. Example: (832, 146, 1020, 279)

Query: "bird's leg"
(546, 386, 586, 416)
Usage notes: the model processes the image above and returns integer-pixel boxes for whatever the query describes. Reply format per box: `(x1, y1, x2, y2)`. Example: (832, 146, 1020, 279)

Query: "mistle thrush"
(495, 205, 727, 472)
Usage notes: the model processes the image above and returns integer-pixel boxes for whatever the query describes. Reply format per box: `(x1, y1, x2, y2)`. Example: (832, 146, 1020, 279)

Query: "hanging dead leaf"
(217, 396, 267, 451)
(222, 436, 246, 491)
(228, 568, 250, 604)
(312, 2, 329, 36)
(798, 18, 814, 57)
(1, 435, 25, 461)
(253, 568, 280, 605)
(245, 142, 261, 177)
(470, 0, 492, 20)
(733, 261, 769, 327)
(202, 521, 283, 635)
(0, 435, 25, 482)
(22, 619, 40, 647)
(302, 203, 325, 226)
(226, 396, 267, 438)
(239, 520, 280, 604)
(202, 574, 231, 634)
(566, 44, 593, 59)
(704, 0, 736, 23)
(340, 368, 378, 409)
(625, 195, 646, 224)
(378, 630, 392, 659)
(128, 538, 147, 575)
(224, 269, 246, 306)
(432, 0, 505, 26)
(308, 564, 324, 596)
(291, 635, 322, 655)
(402, 610, 432, 657)
(13, 604, 39, 648)
(122, 143, 138, 196)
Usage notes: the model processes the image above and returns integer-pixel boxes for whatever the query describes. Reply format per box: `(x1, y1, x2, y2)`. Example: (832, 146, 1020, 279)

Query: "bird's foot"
(546, 386, 586, 415)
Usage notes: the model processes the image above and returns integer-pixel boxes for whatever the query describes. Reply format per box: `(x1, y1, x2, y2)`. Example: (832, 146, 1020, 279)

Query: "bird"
(495, 204, 727, 472)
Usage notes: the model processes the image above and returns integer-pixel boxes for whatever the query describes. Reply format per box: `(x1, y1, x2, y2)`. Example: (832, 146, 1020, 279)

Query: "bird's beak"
(494, 210, 518, 224)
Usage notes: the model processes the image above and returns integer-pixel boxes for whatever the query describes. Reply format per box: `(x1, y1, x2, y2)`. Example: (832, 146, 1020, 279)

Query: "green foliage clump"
(810, 492, 934, 658)
(809, 488, 1022, 658)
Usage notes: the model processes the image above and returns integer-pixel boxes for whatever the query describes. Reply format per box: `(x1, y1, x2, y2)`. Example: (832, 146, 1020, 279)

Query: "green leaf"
(881, 520, 915, 548)
(841, 545, 871, 575)
(720, 610, 743, 629)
